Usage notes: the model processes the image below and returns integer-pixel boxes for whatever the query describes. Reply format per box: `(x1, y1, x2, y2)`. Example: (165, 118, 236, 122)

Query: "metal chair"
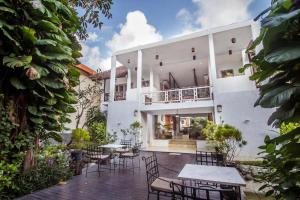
(142, 153, 182, 200)
(84, 144, 111, 177)
(118, 143, 142, 172)
(120, 139, 132, 148)
(195, 150, 225, 166)
(170, 181, 238, 200)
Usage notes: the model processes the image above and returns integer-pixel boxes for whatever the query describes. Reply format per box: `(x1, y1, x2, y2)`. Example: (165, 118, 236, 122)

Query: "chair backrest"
(142, 153, 159, 191)
(132, 142, 142, 155)
(170, 181, 237, 200)
(120, 139, 132, 148)
(85, 144, 102, 158)
(196, 151, 225, 166)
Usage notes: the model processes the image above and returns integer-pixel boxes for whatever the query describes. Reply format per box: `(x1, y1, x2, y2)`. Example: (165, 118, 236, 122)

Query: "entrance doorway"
(154, 113, 213, 140)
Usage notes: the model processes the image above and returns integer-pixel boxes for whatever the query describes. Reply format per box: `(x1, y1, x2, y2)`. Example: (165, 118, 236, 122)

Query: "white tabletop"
(178, 164, 246, 187)
(100, 144, 125, 149)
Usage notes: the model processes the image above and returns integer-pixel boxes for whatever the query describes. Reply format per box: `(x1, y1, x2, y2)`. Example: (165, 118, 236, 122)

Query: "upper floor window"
(220, 69, 234, 78)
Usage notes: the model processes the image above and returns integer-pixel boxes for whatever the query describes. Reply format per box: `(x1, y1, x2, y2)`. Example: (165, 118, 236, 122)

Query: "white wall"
(106, 101, 139, 142)
(214, 90, 277, 160)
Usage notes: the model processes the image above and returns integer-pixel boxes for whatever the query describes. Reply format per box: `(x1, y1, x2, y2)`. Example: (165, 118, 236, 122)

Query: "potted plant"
(69, 128, 90, 161)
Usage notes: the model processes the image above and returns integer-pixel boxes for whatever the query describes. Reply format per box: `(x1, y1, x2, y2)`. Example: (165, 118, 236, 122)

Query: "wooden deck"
(18, 151, 195, 200)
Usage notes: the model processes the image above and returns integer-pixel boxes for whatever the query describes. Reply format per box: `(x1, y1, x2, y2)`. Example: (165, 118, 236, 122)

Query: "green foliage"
(241, 0, 300, 198)
(1, 145, 72, 199)
(89, 122, 117, 145)
(70, 128, 90, 149)
(280, 122, 300, 135)
(203, 121, 247, 162)
(70, 0, 113, 40)
(190, 117, 207, 139)
(0, 0, 81, 166)
(0, 98, 33, 196)
(75, 79, 102, 128)
(202, 120, 218, 140)
(85, 105, 106, 128)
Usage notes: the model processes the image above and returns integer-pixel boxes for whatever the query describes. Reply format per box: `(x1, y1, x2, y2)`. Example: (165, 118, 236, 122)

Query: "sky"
(78, 0, 270, 71)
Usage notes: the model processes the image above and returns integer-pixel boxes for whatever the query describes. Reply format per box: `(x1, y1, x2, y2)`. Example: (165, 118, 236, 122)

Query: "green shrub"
(1, 145, 72, 199)
(203, 122, 247, 162)
(89, 122, 117, 145)
(70, 128, 90, 149)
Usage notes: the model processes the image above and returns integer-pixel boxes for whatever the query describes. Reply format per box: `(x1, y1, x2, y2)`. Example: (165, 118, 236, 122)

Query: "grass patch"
(245, 192, 274, 200)
(237, 160, 263, 166)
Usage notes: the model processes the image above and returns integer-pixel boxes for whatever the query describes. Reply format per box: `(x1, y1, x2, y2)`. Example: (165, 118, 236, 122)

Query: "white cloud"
(175, 0, 254, 36)
(106, 10, 163, 52)
(79, 43, 103, 70)
(192, 0, 254, 29)
(86, 32, 99, 42)
(175, 8, 198, 36)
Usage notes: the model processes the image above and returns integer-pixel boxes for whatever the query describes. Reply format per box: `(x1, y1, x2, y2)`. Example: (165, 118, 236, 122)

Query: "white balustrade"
(143, 86, 212, 105)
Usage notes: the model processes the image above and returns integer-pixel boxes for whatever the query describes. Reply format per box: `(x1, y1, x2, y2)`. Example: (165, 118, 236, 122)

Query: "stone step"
(169, 139, 197, 146)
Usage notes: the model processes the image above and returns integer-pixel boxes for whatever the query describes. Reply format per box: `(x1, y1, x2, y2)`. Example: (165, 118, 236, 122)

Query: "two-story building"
(102, 21, 275, 160)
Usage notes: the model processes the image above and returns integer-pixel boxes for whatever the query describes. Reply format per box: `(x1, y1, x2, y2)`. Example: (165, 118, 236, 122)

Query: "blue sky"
(79, 0, 270, 70)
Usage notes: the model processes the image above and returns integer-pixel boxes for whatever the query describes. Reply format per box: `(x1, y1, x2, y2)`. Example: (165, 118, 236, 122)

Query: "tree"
(241, 0, 300, 198)
(69, 0, 113, 40)
(0, 0, 81, 172)
(0, 0, 112, 196)
(75, 77, 102, 128)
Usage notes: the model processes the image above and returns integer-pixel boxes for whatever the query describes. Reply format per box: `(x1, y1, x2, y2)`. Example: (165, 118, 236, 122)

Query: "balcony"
(143, 86, 212, 105)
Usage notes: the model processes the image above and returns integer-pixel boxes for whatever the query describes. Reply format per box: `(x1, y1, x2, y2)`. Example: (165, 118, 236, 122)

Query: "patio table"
(100, 144, 125, 149)
(178, 164, 246, 199)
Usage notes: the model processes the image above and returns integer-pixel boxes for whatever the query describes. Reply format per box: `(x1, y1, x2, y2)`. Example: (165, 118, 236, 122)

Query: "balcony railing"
(143, 86, 212, 105)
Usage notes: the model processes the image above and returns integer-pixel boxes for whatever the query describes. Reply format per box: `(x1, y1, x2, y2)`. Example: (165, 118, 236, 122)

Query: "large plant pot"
(71, 150, 83, 161)
(70, 150, 84, 175)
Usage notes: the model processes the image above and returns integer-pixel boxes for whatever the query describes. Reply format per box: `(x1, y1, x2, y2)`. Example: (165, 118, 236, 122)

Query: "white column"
(209, 34, 221, 124)
(208, 34, 217, 83)
(109, 55, 116, 102)
(149, 67, 154, 92)
(137, 50, 143, 105)
(251, 22, 262, 52)
(126, 67, 131, 99)
(147, 113, 153, 146)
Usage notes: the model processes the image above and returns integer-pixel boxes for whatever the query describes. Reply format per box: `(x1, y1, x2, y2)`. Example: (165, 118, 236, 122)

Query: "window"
(142, 80, 150, 87)
(220, 69, 234, 78)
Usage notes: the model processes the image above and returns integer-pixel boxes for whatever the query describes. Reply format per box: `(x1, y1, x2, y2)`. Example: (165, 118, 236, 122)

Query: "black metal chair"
(142, 153, 182, 200)
(170, 181, 238, 200)
(84, 144, 111, 177)
(120, 139, 132, 148)
(195, 151, 225, 166)
(118, 142, 142, 172)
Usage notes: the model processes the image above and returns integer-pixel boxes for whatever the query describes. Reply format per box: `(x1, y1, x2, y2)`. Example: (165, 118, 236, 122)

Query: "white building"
(101, 21, 275, 160)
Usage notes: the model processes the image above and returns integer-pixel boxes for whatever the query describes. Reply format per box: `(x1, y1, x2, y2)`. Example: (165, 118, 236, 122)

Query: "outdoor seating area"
(18, 150, 257, 200)
(83, 140, 142, 177)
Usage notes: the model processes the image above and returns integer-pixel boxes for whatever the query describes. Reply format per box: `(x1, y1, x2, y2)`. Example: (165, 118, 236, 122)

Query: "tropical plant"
(130, 121, 143, 144)
(190, 117, 207, 139)
(85, 105, 106, 128)
(280, 122, 300, 135)
(1, 144, 72, 199)
(69, 128, 90, 149)
(89, 122, 117, 145)
(0, 0, 82, 173)
(203, 122, 247, 162)
(240, 0, 300, 198)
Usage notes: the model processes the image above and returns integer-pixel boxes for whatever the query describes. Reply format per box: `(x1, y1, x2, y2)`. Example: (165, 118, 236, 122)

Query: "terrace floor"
(18, 151, 264, 200)
(18, 151, 195, 200)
